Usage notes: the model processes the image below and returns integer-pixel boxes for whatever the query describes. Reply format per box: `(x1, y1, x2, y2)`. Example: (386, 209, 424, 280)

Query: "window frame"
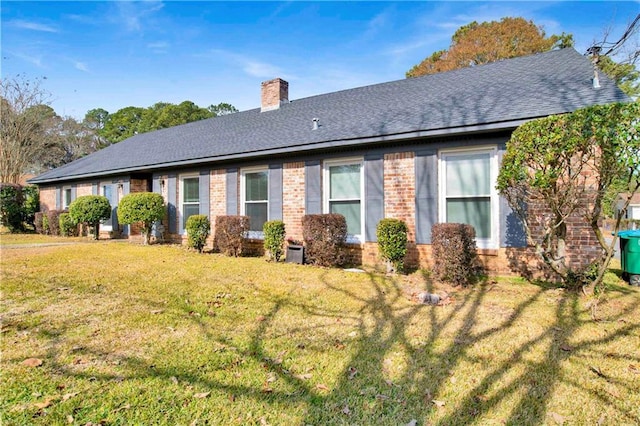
(240, 166, 269, 239)
(62, 186, 72, 210)
(438, 146, 499, 249)
(179, 173, 200, 234)
(99, 182, 115, 231)
(323, 157, 365, 244)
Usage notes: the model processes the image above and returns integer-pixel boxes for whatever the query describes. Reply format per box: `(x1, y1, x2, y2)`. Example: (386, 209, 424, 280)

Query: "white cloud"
(112, 0, 165, 32)
(147, 41, 170, 53)
(9, 51, 45, 68)
(7, 19, 58, 33)
(74, 61, 89, 72)
(202, 49, 288, 79)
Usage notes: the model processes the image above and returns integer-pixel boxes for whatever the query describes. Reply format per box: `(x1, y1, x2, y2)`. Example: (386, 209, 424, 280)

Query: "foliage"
(497, 102, 640, 292)
(45, 210, 62, 236)
(22, 185, 39, 228)
(117, 192, 165, 245)
(431, 223, 479, 286)
(208, 102, 238, 116)
(407, 17, 572, 78)
(69, 195, 111, 240)
(597, 55, 640, 98)
(59, 212, 78, 237)
(302, 214, 347, 267)
(376, 218, 408, 273)
(34, 211, 45, 234)
(186, 215, 211, 253)
(263, 220, 286, 262)
(214, 215, 249, 256)
(41, 212, 49, 234)
(0, 183, 25, 232)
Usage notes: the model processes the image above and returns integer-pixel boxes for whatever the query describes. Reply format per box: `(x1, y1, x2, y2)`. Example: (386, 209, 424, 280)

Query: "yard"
(1, 235, 639, 425)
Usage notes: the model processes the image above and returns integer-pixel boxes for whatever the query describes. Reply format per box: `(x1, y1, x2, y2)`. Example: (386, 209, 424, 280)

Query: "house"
(30, 48, 628, 273)
(616, 193, 640, 222)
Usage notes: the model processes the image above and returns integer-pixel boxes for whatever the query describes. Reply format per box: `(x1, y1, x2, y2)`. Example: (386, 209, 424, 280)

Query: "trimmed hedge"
(34, 212, 46, 234)
(59, 212, 78, 237)
(376, 218, 408, 273)
(117, 192, 165, 245)
(215, 215, 249, 257)
(302, 214, 347, 267)
(46, 210, 63, 236)
(186, 215, 211, 253)
(69, 195, 111, 240)
(263, 220, 286, 261)
(431, 223, 479, 286)
(0, 184, 25, 232)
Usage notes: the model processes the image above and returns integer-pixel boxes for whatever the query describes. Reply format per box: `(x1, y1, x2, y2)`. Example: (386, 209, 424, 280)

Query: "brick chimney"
(261, 78, 288, 112)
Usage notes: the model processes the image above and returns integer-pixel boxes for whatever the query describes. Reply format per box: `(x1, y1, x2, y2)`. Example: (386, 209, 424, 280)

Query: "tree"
(117, 192, 165, 245)
(0, 75, 57, 183)
(84, 108, 110, 148)
(497, 102, 640, 293)
(597, 55, 640, 97)
(100, 106, 146, 144)
(208, 102, 238, 116)
(406, 17, 572, 78)
(69, 195, 111, 240)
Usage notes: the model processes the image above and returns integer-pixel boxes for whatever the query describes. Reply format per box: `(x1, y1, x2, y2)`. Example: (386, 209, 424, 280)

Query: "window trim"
(62, 186, 72, 210)
(323, 157, 365, 244)
(240, 166, 269, 239)
(438, 146, 499, 249)
(99, 182, 115, 231)
(179, 173, 200, 234)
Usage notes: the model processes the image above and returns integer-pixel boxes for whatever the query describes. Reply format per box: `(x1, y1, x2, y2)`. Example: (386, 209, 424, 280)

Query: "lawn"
(1, 235, 639, 425)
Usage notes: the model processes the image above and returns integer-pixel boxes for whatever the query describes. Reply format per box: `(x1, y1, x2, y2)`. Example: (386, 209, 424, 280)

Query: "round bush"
(69, 195, 111, 240)
(376, 218, 408, 273)
(263, 220, 286, 261)
(118, 192, 165, 245)
(186, 214, 211, 253)
(59, 212, 78, 237)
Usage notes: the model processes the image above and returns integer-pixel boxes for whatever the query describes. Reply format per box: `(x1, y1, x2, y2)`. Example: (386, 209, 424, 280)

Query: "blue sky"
(2, 1, 638, 119)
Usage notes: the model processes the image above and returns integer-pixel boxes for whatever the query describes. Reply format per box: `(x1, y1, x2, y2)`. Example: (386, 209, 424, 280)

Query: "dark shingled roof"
(31, 48, 628, 184)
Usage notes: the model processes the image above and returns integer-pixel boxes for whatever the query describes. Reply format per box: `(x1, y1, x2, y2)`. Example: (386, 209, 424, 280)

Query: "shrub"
(215, 215, 249, 256)
(302, 214, 347, 267)
(22, 185, 39, 229)
(69, 195, 111, 240)
(263, 220, 286, 261)
(117, 192, 165, 245)
(376, 218, 408, 273)
(46, 210, 63, 236)
(186, 215, 211, 253)
(431, 223, 479, 286)
(34, 212, 45, 234)
(0, 184, 25, 232)
(41, 213, 50, 234)
(59, 213, 78, 237)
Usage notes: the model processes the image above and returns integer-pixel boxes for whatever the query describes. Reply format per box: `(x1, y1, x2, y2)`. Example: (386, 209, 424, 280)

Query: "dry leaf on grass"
(62, 392, 79, 401)
(628, 364, 639, 374)
(549, 411, 566, 424)
(22, 358, 43, 367)
(342, 405, 351, 415)
(294, 373, 312, 380)
(560, 344, 572, 352)
(347, 367, 358, 380)
(34, 397, 56, 409)
(432, 399, 445, 408)
(194, 392, 210, 399)
(150, 309, 164, 314)
(170, 376, 179, 385)
(406, 420, 417, 426)
(67, 415, 74, 424)
(316, 383, 329, 391)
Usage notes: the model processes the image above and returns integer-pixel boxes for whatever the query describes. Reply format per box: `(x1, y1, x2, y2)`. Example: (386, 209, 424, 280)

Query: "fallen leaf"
(34, 397, 55, 409)
(334, 340, 345, 350)
(22, 358, 43, 367)
(67, 415, 74, 424)
(597, 413, 606, 425)
(194, 392, 210, 399)
(114, 403, 131, 412)
(316, 383, 330, 391)
(273, 350, 287, 365)
(347, 367, 358, 380)
(342, 405, 351, 415)
(170, 376, 179, 385)
(256, 315, 266, 322)
(150, 309, 164, 314)
(560, 344, 572, 352)
(432, 399, 445, 408)
(450, 376, 457, 384)
(475, 394, 489, 402)
(549, 411, 565, 424)
(628, 364, 639, 374)
(260, 416, 270, 426)
(406, 420, 417, 426)
(375, 394, 389, 400)
(62, 392, 79, 401)
(266, 372, 277, 383)
(294, 373, 312, 380)
(590, 365, 607, 379)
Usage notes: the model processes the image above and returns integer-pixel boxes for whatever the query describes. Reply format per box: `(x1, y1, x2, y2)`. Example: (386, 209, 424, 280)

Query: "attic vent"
(261, 78, 289, 112)
(312, 118, 319, 130)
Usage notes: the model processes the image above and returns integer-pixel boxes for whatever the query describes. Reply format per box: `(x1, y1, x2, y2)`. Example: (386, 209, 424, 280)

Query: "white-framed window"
(100, 183, 115, 231)
(439, 146, 499, 249)
(180, 174, 200, 232)
(241, 167, 269, 238)
(323, 158, 364, 243)
(62, 187, 72, 209)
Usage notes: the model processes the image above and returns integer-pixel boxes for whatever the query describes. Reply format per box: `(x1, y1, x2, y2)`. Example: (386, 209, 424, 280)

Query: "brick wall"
(283, 162, 305, 242)
(76, 183, 92, 197)
(39, 186, 56, 211)
(209, 169, 226, 247)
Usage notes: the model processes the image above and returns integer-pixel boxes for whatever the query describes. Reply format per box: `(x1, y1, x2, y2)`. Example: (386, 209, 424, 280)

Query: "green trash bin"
(618, 230, 640, 286)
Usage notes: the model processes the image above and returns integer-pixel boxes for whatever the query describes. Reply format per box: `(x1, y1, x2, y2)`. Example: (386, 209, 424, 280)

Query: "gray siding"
(167, 174, 177, 233)
(269, 164, 283, 220)
(305, 160, 321, 214)
(199, 170, 210, 217)
(364, 154, 384, 242)
(415, 150, 438, 244)
(498, 148, 527, 247)
(226, 168, 238, 215)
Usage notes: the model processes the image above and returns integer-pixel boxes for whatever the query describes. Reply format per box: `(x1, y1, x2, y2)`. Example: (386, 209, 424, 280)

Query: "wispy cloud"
(147, 41, 170, 53)
(8, 51, 45, 68)
(7, 19, 58, 33)
(201, 49, 288, 79)
(74, 61, 89, 72)
(112, 0, 165, 33)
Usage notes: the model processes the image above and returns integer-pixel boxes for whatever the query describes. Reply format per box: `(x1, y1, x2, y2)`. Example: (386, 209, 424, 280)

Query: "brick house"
(30, 48, 628, 273)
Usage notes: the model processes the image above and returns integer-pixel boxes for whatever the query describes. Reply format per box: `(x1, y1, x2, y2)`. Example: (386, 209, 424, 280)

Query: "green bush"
(0, 184, 25, 232)
(59, 212, 78, 237)
(69, 195, 111, 240)
(376, 218, 408, 273)
(46, 210, 63, 236)
(186, 214, 211, 253)
(41, 213, 50, 234)
(22, 185, 39, 229)
(214, 216, 249, 257)
(302, 214, 347, 267)
(263, 220, 286, 261)
(34, 212, 45, 234)
(431, 223, 480, 286)
(117, 192, 165, 245)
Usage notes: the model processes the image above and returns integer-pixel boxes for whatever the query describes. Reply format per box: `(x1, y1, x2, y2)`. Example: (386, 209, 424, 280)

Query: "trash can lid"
(618, 229, 640, 238)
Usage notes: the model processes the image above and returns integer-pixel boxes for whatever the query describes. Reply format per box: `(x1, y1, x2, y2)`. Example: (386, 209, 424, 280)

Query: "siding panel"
(305, 161, 321, 214)
(415, 150, 438, 244)
(364, 154, 384, 242)
(269, 164, 283, 220)
(226, 168, 238, 215)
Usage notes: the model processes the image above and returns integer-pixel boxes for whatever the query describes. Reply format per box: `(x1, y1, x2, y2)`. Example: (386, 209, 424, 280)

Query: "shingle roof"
(31, 48, 628, 184)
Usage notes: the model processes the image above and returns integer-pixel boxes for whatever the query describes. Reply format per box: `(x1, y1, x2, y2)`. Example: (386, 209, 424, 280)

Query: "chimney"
(261, 78, 288, 112)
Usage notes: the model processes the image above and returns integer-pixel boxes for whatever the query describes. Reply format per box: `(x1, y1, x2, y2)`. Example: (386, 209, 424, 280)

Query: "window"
(181, 175, 200, 231)
(101, 183, 115, 230)
(439, 147, 498, 248)
(62, 187, 72, 209)
(241, 168, 269, 236)
(324, 158, 364, 242)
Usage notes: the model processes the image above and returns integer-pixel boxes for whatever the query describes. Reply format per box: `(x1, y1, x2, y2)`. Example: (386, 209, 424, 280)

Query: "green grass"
(1, 235, 639, 425)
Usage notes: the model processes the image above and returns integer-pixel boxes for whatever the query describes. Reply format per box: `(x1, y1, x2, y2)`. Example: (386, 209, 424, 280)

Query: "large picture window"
(439, 148, 498, 248)
(181, 175, 200, 230)
(241, 168, 269, 235)
(324, 158, 363, 241)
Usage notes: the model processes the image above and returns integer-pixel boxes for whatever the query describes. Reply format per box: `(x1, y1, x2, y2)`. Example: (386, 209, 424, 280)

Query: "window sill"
(477, 248, 499, 256)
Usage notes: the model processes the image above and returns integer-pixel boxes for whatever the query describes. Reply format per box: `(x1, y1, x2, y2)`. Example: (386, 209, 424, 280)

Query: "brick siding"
(283, 162, 305, 242)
